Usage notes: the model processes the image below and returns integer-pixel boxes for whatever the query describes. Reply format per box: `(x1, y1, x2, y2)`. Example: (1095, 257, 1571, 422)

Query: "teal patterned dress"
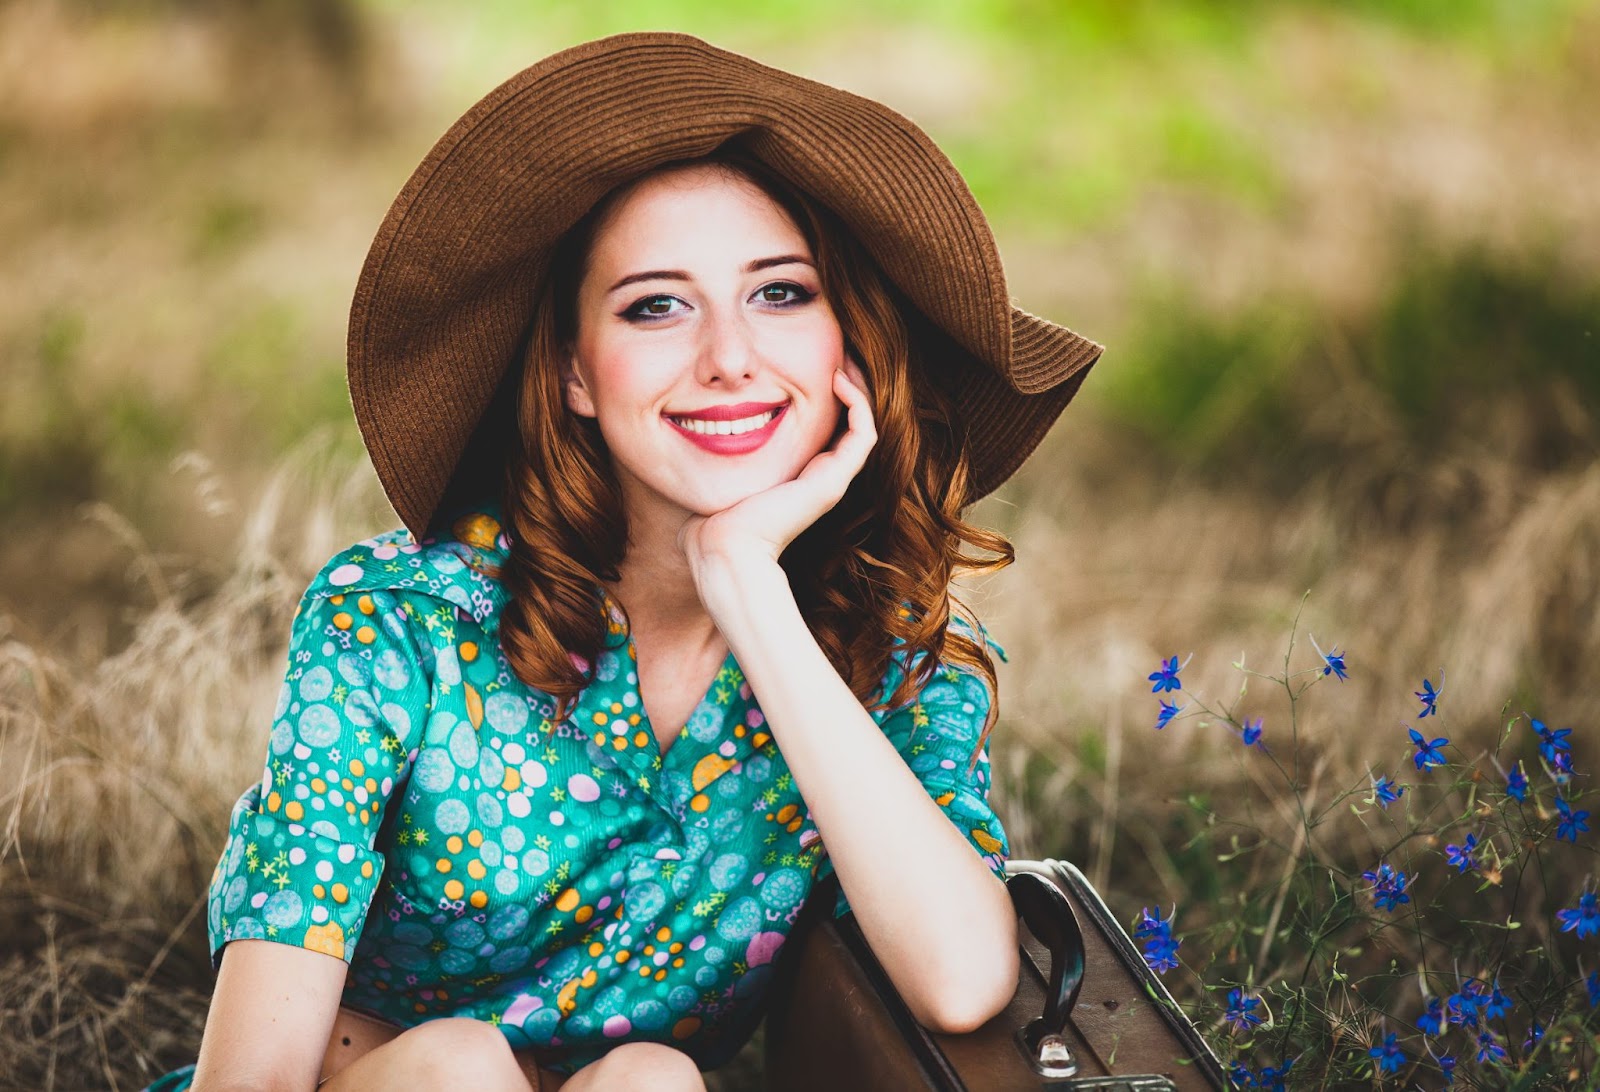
(141, 498, 1010, 1088)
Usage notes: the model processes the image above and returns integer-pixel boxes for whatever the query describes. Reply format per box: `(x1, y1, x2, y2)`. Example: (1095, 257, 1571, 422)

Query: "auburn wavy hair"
(486, 146, 1014, 777)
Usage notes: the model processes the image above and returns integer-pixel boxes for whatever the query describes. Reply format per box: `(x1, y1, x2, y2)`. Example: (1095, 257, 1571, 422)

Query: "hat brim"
(347, 30, 1105, 539)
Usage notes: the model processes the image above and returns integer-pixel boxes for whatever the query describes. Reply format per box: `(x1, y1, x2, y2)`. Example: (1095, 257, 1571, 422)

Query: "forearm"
(700, 556, 1019, 1032)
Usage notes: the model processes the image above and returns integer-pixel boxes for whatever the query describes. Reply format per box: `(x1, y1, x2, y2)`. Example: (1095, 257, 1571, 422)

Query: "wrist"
(695, 551, 790, 621)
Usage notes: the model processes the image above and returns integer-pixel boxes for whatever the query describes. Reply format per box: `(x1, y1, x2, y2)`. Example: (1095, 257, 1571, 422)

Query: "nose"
(693, 304, 760, 388)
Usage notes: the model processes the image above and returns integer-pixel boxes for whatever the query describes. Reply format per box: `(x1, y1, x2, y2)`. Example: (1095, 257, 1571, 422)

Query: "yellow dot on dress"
(633, 731, 649, 748)
(592, 712, 607, 726)
(436, 858, 452, 873)
(333, 613, 353, 630)
(356, 626, 376, 644)
(266, 792, 281, 812)
(612, 737, 626, 751)
(460, 641, 478, 662)
(689, 793, 709, 813)
(555, 888, 581, 912)
(330, 595, 345, 605)
(656, 927, 672, 942)
(361, 861, 374, 878)
(467, 860, 487, 880)
(311, 778, 327, 793)
(447, 835, 463, 854)
(444, 879, 464, 900)
(503, 768, 521, 791)
(285, 801, 304, 821)
(575, 905, 592, 923)
(358, 595, 375, 614)
(468, 830, 484, 847)
(350, 759, 365, 777)
(313, 884, 326, 898)
(629, 713, 641, 726)
(331, 883, 349, 904)
(611, 702, 623, 714)
(615, 949, 631, 963)
(469, 890, 488, 909)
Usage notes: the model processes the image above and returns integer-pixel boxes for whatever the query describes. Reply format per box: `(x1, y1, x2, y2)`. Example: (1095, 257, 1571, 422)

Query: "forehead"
(587, 165, 809, 264)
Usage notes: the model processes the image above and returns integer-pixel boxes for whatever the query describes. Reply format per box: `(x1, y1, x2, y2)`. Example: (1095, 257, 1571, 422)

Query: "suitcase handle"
(1006, 870, 1088, 1077)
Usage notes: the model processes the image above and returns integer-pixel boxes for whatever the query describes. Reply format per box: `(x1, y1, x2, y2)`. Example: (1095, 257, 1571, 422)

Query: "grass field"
(3, 1, 1598, 1086)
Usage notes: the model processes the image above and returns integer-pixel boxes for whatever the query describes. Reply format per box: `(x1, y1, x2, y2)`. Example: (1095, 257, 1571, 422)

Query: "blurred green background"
(2, 0, 1598, 1086)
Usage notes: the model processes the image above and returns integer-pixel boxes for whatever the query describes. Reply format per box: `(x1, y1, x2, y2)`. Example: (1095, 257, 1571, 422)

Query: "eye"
(621, 294, 683, 321)
(757, 282, 814, 306)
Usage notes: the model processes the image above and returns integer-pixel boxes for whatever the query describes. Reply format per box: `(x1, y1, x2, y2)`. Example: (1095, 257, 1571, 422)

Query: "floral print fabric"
(146, 499, 1009, 1086)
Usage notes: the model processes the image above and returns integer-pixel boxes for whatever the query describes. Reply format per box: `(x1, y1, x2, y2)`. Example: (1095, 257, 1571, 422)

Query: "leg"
(557, 1042, 707, 1092)
(319, 1017, 534, 1091)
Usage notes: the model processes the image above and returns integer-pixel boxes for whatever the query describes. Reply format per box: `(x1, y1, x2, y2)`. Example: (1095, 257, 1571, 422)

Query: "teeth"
(668, 408, 780, 436)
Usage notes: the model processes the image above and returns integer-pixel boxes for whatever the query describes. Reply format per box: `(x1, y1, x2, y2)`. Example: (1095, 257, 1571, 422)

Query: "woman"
(144, 30, 1103, 1092)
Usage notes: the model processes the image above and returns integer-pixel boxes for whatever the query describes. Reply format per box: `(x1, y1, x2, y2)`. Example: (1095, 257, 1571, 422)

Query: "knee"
(586, 1042, 705, 1092)
(398, 1018, 524, 1088)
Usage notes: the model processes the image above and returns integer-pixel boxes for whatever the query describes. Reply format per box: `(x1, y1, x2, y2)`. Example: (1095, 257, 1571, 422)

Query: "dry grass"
(5, 2, 1599, 1087)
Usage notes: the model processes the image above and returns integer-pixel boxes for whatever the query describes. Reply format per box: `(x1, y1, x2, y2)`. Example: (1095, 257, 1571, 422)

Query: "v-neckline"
(627, 632, 739, 762)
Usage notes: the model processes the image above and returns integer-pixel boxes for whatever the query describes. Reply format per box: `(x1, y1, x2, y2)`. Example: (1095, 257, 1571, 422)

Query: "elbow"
(922, 947, 1020, 1036)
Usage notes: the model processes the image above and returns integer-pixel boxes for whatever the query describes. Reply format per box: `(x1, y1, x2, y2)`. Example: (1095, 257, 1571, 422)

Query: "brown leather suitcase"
(763, 859, 1228, 1091)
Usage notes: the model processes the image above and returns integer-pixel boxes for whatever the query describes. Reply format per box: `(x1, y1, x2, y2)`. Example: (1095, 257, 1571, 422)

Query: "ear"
(562, 353, 597, 419)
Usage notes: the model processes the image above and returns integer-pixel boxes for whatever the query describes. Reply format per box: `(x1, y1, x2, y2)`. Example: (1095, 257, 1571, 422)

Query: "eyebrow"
(605, 254, 815, 296)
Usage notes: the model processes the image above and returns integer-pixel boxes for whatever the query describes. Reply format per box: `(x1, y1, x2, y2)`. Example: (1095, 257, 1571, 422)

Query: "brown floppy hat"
(347, 29, 1105, 540)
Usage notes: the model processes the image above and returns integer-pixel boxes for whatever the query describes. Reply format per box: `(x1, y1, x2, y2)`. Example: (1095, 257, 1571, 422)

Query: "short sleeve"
(205, 587, 429, 968)
(817, 634, 1011, 921)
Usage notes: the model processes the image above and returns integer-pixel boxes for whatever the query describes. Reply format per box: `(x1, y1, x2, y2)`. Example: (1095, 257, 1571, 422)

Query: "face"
(563, 164, 849, 527)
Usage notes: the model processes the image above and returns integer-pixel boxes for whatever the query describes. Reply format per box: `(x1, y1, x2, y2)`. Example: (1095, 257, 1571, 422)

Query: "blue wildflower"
(1227, 1061, 1251, 1089)
(1320, 647, 1348, 680)
(1558, 891, 1600, 939)
(1134, 905, 1181, 974)
(1408, 726, 1449, 771)
(1444, 833, 1478, 874)
(1241, 716, 1264, 748)
(1475, 1030, 1507, 1065)
(1506, 762, 1528, 802)
(1438, 1053, 1457, 1086)
(1446, 981, 1486, 1029)
(1482, 980, 1514, 1020)
(1416, 996, 1443, 1036)
(1587, 971, 1600, 1007)
(1415, 673, 1443, 718)
(1155, 698, 1182, 730)
(1555, 795, 1590, 843)
(1372, 774, 1405, 809)
(1253, 1057, 1294, 1092)
(1523, 1022, 1544, 1051)
(1223, 987, 1264, 1032)
(1369, 1032, 1406, 1075)
(1552, 748, 1575, 784)
(1533, 718, 1573, 764)
(1361, 862, 1412, 913)
(1143, 935, 1181, 974)
(1148, 654, 1185, 694)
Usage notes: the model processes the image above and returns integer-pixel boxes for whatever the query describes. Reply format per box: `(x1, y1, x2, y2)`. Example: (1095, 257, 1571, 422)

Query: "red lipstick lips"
(664, 402, 788, 455)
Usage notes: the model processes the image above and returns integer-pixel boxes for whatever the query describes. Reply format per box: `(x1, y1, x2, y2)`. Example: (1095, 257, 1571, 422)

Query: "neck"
(601, 504, 722, 657)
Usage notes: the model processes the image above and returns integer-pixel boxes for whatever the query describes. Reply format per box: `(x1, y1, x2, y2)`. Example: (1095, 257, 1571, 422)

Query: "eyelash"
(620, 282, 815, 322)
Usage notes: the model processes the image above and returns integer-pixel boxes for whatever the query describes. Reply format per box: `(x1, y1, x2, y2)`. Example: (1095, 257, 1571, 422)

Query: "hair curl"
(486, 146, 1014, 777)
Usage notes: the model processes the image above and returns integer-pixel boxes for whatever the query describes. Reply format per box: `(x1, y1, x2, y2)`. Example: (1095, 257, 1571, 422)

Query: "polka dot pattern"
(197, 500, 1009, 1081)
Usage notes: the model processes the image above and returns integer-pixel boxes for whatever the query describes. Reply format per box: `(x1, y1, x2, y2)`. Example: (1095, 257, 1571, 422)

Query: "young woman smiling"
(142, 30, 1104, 1092)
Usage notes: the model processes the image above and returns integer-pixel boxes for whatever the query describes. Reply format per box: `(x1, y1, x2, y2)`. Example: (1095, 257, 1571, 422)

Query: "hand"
(677, 353, 877, 576)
